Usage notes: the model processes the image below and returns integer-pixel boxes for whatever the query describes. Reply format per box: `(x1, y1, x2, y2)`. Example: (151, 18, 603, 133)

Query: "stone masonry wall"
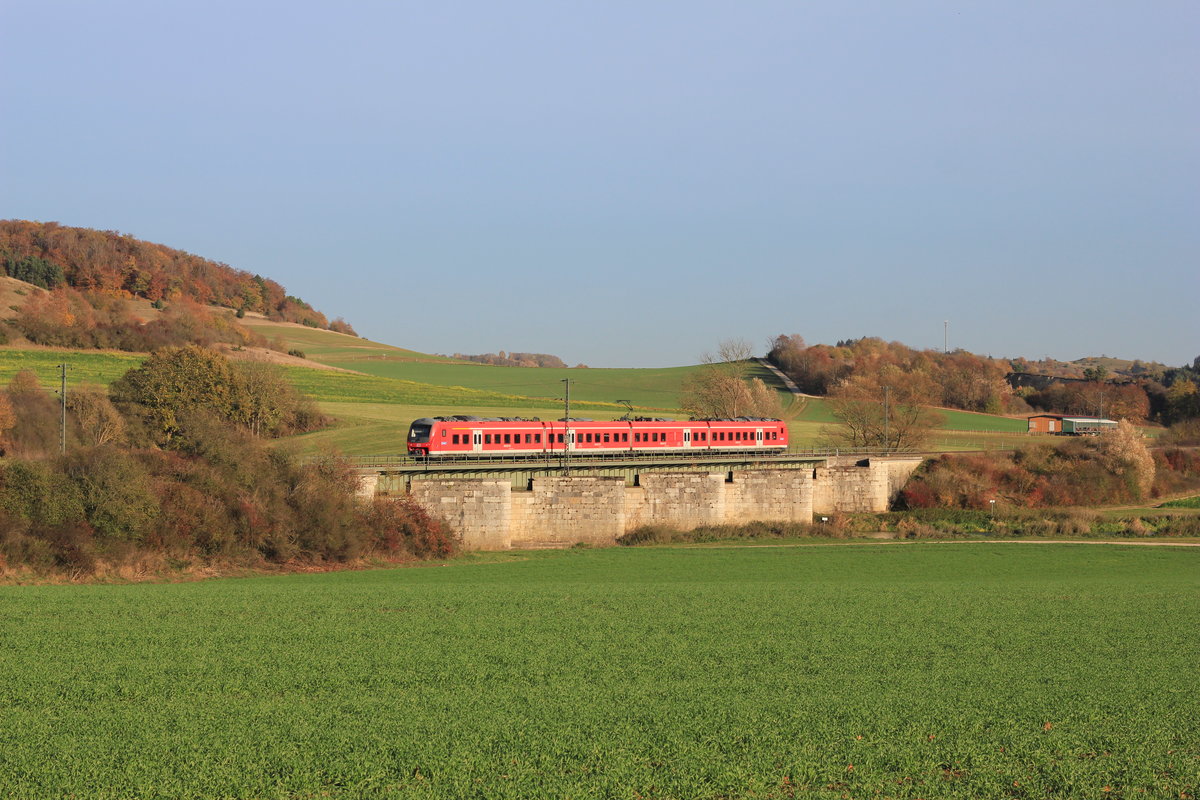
(409, 478, 511, 550)
(725, 469, 814, 523)
(883, 458, 924, 503)
(812, 462, 889, 514)
(626, 472, 727, 530)
(509, 476, 627, 548)
(405, 459, 920, 550)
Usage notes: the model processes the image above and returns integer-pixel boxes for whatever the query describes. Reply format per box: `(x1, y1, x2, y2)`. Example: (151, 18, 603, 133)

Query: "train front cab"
(407, 418, 434, 456)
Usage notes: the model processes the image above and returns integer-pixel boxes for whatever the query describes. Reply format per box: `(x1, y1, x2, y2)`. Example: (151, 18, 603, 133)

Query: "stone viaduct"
(362, 457, 923, 550)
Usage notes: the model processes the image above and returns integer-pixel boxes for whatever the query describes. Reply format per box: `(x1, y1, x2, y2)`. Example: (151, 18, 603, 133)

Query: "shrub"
(63, 447, 160, 542)
(361, 496, 458, 558)
(616, 525, 682, 546)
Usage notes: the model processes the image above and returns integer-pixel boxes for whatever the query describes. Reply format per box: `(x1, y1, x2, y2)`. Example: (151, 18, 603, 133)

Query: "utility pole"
(561, 378, 572, 475)
(883, 385, 890, 453)
(58, 363, 67, 455)
(944, 320, 949, 354)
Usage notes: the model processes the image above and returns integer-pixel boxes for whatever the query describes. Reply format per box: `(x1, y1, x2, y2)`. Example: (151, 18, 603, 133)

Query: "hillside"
(1, 220, 346, 331)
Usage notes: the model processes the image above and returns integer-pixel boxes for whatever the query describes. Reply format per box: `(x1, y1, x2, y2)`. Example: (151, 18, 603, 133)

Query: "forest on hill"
(0, 220, 356, 352)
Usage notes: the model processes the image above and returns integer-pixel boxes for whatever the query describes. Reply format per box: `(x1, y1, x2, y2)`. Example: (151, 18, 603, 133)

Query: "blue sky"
(2, 1, 1196, 368)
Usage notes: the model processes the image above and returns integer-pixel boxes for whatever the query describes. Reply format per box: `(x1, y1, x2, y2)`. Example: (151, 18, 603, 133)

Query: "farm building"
(1027, 415, 1118, 434)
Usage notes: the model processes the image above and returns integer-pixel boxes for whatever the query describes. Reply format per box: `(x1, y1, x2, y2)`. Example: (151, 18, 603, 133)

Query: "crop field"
(304, 358, 790, 410)
(0, 544, 1196, 798)
(280, 366, 623, 413)
(238, 317, 460, 363)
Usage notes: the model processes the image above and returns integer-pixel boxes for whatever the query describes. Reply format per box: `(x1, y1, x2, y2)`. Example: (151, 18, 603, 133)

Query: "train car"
(407, 416, 788, 457)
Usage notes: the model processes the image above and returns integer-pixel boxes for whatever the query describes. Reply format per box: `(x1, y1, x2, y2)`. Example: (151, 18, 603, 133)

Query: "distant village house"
(1027, 415, 1118, 434)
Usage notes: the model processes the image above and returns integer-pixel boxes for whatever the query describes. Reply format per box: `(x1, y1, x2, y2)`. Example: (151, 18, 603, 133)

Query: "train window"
(474, 433, 481, 445)
(535, 434, 541, 443)
(557, 434, 564, 443)
(451, 434, 459, 444)
(484, 434, 492, 444)
(603, 433, 610, 443)
(623, 433, 628, 442)
(633, 433, 640, 443)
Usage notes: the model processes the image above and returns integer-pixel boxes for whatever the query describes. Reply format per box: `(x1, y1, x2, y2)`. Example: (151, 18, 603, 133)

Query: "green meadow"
(0, 544, 1196, 798)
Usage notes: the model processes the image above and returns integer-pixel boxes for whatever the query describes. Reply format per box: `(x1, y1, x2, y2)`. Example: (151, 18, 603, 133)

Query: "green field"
(1160, 496, 1200, 509)
(0, 347, 146, 386)
(0, 544, 1195, 798)
(308, 359, 792, 411)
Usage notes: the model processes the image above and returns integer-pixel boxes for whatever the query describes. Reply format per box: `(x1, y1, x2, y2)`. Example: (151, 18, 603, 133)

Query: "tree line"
(767, 333, 1200, 427)
(0, 347, 454, 579)
(449, 351, 569, 368)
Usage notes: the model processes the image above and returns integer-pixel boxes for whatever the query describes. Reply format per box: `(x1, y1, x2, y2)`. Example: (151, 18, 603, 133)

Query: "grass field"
(1160, 496, 1200, 509)
(0, 544, 1195, 798)
(0, 347, 146, 386)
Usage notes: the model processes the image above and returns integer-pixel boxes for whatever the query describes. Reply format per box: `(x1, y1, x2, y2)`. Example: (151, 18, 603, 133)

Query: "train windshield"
(408, 421, 433, 443)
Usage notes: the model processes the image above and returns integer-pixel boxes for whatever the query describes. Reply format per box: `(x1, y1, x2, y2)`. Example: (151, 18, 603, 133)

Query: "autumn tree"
(110, 346, 240, 445)
(111, 346, 325, 445)
(0, 392, 15, 454)
(827, 366, 942, 451)
(1165, 379, 1200, 424)
(1097, 420, 1155, 500)
(3, 370, 61, 456)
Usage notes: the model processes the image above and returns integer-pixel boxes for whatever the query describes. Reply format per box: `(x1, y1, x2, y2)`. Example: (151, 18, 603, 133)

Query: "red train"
(407, 416, 788, 457)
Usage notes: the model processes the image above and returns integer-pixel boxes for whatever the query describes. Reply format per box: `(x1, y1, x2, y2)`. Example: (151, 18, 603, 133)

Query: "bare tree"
(715, 337, 754, 365)
(826, 367, 942, 451)
(66, 384, 126, 447)
(681, 339, 781, 419)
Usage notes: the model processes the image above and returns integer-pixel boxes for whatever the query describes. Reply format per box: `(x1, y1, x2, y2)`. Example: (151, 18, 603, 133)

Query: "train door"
(472, 430, 482, 453)
(683, 430, 691, 448)
(755, 428, 763, 447)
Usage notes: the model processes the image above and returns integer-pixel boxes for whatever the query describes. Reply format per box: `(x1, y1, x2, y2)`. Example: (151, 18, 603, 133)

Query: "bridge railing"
(338, 447, 899, 471)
